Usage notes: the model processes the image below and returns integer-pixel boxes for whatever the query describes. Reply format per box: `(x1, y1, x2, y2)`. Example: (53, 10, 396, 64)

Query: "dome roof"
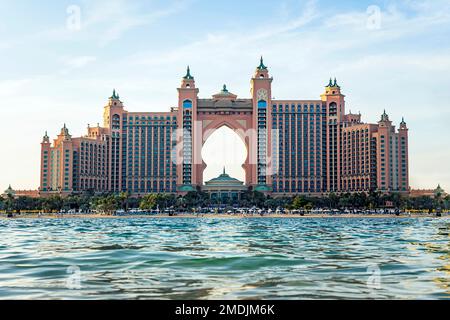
(212, 85, 237, 100)
(204, 168, 244, 186)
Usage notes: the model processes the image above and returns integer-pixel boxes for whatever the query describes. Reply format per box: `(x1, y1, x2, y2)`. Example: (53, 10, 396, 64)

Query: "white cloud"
(62, 56, 97, 69)
(81, 0, 190, 46)
(0, 78, 33, 96)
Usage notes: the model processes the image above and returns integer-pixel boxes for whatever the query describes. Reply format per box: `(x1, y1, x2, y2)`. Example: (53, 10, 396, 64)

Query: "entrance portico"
(202, 168, 247, 202)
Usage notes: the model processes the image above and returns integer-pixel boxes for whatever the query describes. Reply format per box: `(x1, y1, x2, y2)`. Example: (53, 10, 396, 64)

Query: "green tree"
(13, 196, 39, 213)
(292, 196, 308, 210)
(41, 195, 64, 212)
(368, 191, 382, 209)
(242, 190, 266, 207)
(140, 194, 158, 211)
(93, 195, 119, 215)
(328, 193, 339, 209)
(119, 192, 130, 212)
(183, 191, 210, 208)
(444, 195, 450, 210)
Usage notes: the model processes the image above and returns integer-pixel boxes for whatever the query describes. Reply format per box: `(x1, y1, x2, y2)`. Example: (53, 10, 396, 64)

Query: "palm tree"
(119, 192, 130, 213)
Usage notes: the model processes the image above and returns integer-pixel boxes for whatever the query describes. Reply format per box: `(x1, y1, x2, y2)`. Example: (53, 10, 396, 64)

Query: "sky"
(0, 0, 449, 191)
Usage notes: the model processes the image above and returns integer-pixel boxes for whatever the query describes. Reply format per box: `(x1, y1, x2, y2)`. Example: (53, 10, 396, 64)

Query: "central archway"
(202, 126, 247, 184)
(192, 113, 256, 187)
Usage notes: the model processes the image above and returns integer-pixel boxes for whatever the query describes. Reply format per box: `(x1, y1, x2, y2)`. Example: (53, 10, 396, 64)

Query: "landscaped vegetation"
(1, 189, 449, 215)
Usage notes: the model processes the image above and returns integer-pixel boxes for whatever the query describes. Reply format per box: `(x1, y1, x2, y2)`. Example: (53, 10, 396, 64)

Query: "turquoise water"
(0, 218, 448, 300)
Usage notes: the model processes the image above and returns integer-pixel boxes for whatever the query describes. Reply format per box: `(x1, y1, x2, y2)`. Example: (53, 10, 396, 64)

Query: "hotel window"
(258, 100, 267, 108)
(183, 100, 193, 108)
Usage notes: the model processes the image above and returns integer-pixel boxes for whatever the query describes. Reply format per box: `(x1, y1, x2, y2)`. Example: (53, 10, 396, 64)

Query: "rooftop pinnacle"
(183, 66, 194, 80)
(257, 56, 267, 70)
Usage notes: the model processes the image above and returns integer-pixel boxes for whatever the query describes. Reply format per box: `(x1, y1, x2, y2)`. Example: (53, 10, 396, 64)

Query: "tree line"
(1, 190, 448, 214)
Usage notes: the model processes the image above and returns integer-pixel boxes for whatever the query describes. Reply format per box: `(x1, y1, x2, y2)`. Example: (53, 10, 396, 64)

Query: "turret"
(103, 89, 125, 128)
(58, 124, 72, 141)
(42, 131, 50, 144)
(251, 56, 273, 188)
(321, 77, 346, 120)
(107, 89, 123, 107)
(378, 110, 393, 128)
(177, 66, 200, 189)
(180, 66, 196, 89)
(399, 117, 408, 130)
(323, 77, 343, 96)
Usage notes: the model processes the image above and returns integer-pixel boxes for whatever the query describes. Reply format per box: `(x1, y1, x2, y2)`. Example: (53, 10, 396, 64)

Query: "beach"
(1, 213, 447, 219)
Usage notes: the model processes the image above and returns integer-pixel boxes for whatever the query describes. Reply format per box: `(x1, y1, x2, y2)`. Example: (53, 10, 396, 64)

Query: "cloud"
(81, 0, 190, 46)
(0, 78, 34, 96)
(62, 56, 97, 69)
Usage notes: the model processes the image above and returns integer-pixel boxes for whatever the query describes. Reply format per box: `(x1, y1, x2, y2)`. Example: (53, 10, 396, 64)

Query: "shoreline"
(1, 213, 447, 219)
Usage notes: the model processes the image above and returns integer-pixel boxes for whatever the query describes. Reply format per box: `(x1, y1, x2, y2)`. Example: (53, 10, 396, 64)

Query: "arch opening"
(201, 126, 247, 184)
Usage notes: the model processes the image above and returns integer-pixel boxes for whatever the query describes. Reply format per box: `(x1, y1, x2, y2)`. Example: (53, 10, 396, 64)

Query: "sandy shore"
(1, 213, 446, 219)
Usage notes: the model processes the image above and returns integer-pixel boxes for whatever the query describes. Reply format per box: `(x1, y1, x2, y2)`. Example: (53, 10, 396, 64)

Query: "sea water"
(0, 217, 448, 300)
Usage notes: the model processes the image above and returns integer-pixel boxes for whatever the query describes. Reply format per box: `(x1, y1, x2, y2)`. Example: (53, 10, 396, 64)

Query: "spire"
(183, 65, 194, 80)
(60, 123, 70, 137)
(381, 109, 390, 122)
(401, 117, 406, 124)
(223, 167, 226, 175)
(42, 131, 50, 143)
(333, 78, 340, 88)
(222, 84, 228, 93)
(257, 56, 267, 70)
(327, 78, 333, 87)
(110, 89, 119, 100)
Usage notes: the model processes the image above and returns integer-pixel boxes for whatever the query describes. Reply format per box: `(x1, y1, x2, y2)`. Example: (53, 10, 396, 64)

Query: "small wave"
(91, 244, 144, 251)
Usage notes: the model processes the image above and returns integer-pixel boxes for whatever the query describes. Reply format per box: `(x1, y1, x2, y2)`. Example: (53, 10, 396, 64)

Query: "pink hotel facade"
(39, 59, 409, 196)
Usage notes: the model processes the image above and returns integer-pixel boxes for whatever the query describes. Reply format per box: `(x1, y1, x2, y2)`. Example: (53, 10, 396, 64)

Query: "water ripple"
(0, 217, 448, 299)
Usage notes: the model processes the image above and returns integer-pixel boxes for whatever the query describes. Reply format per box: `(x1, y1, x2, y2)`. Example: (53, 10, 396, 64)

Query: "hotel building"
(39, 58, 409, 196)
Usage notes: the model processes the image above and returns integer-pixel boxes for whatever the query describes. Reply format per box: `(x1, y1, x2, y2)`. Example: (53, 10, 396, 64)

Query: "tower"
(376, 110, 394, 192)
(177, 66, 200, 190)
(54, 124, 74, 194)
(40, 131, 51, 193)
(250, 57, 273, 190)
(103, 89, 124, 128)
(398, 117, 409, 192)
(103, 90, 125, 192)
(321, 78, 346, 192)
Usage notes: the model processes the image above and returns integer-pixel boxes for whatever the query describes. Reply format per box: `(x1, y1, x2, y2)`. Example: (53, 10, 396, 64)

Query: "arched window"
(329, 102, 337, 116)
(183, 100, 192, 108)
(258, 100, 267, 108)
(112, 114, 120, 130)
